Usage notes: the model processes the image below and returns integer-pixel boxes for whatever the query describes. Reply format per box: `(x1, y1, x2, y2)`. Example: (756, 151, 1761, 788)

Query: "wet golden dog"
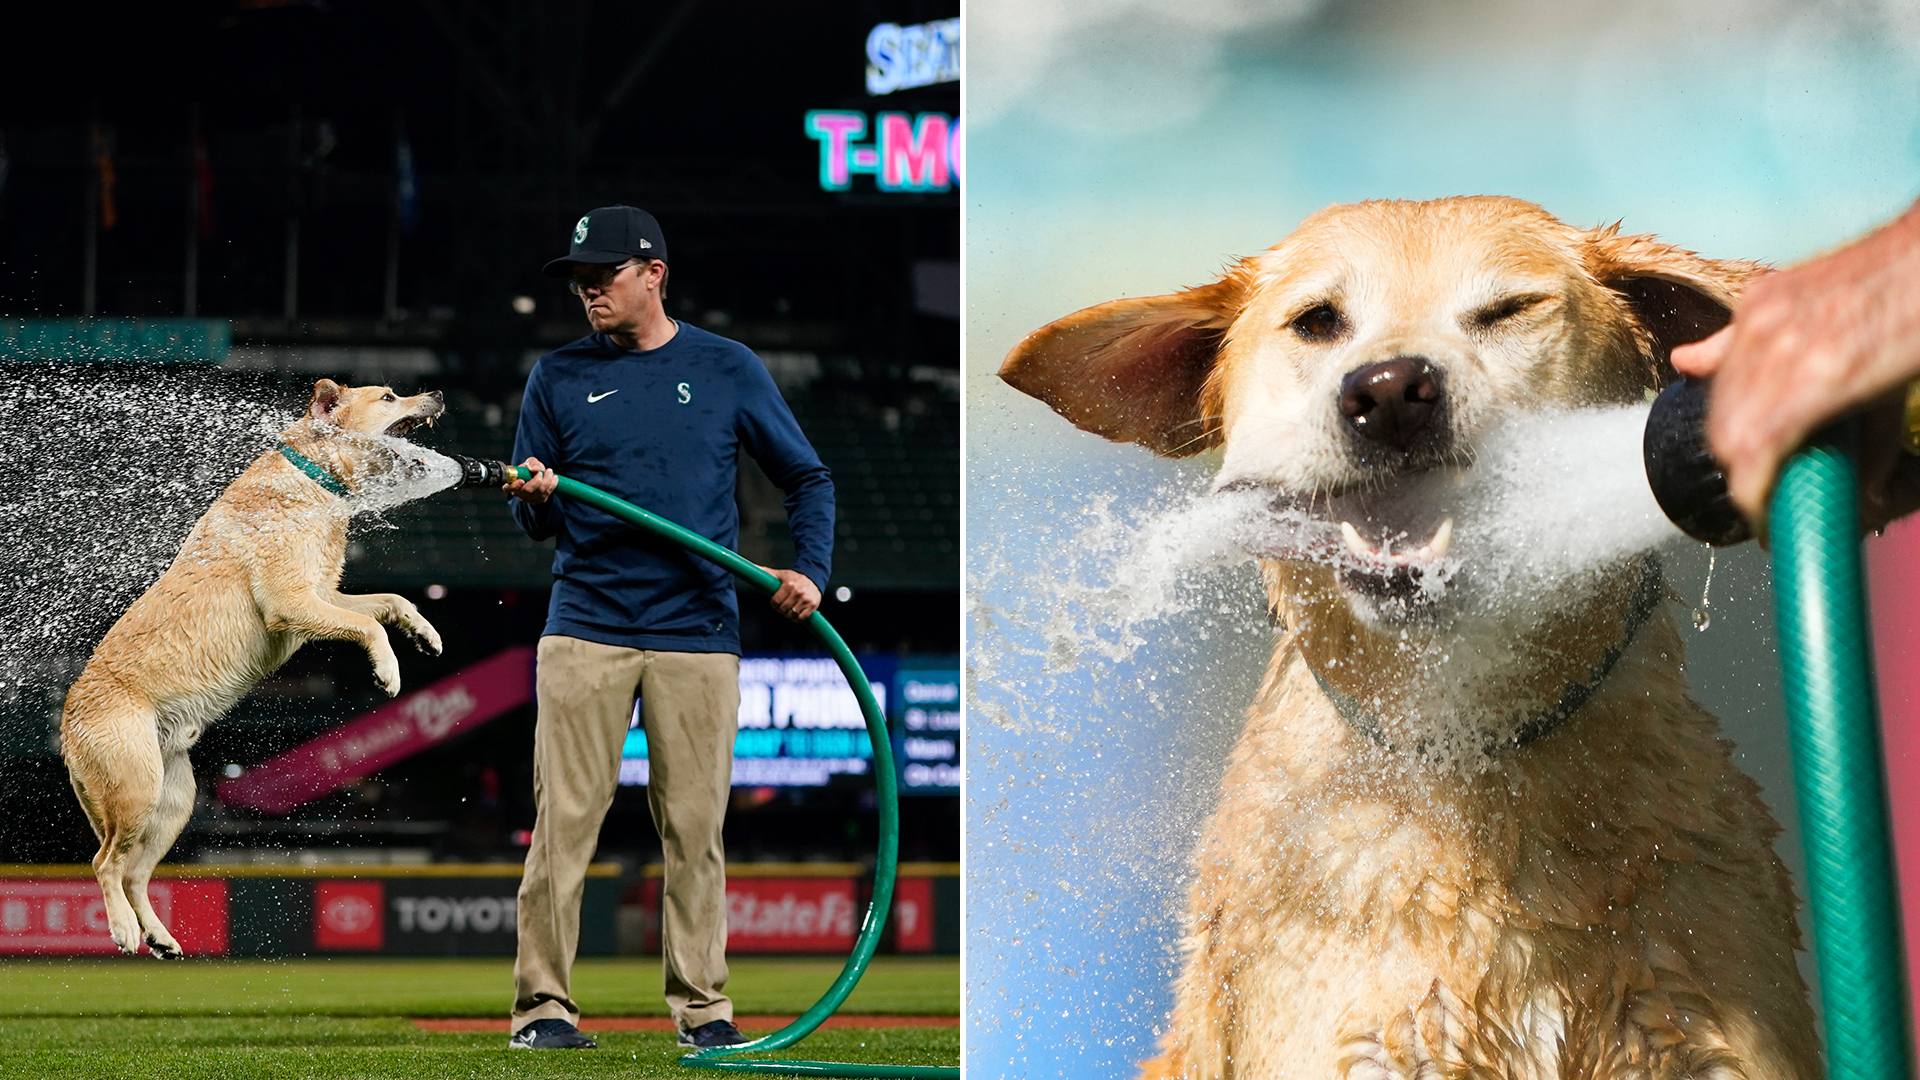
(61, 379, 446, 957)
(1002, 197, 1817, 1078)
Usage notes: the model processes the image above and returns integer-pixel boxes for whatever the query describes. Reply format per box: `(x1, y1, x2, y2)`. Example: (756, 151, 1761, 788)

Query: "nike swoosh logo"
(587, 390, 619, 403)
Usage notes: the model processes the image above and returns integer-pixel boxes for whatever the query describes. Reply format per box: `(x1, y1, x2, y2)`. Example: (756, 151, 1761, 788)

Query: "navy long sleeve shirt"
(510, 324, 834, 653)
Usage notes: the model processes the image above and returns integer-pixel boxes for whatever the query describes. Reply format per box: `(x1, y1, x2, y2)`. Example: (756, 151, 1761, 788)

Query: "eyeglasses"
(567, 260, 646, 296)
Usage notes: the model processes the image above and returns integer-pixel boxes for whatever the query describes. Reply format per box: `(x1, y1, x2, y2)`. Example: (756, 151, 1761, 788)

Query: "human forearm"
(782, 473, 835, 591)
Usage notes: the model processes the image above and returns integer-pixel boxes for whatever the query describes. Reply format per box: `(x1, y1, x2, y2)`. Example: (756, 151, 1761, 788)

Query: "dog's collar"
(1307, 558, 1666, 756)
(278, 443, 352, 498)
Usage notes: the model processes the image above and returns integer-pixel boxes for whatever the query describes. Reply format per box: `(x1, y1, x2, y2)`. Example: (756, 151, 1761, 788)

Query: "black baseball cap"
(542, 205, 668, 277)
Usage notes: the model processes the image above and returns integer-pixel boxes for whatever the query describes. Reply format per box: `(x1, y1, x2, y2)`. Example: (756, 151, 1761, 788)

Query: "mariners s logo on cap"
(544, 205, 668, 278)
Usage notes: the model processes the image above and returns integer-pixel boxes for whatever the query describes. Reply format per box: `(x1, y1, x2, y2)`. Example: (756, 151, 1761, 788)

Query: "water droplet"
(1691, 548, 1716, 632)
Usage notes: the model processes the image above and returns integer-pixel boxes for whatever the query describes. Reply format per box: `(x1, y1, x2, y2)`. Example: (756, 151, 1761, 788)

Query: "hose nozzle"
(448, 454, 515, 489)
(1643, 378, 1752, 546)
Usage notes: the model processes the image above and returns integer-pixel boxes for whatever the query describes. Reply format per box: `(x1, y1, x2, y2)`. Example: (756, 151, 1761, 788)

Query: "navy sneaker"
(509, 1017, 598, 1049)
(678, 1019, 749, 1048)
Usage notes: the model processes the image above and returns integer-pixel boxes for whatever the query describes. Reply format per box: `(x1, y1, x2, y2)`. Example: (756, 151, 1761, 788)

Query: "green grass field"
(0, 956, 959, 1079)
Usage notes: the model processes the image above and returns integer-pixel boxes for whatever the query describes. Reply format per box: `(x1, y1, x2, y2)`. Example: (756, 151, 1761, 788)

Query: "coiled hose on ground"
(1772, 436, 1915, 1080)
(490, 463, 958, 1079)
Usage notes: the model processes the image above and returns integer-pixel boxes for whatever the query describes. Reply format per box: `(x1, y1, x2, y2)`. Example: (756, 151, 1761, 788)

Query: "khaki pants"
(511, 635, 739, 1033)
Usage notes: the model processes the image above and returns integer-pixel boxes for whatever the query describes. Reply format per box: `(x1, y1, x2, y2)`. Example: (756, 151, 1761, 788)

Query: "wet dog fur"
(1002, 197, 1817, 1078)
(60, 379, 446, 958)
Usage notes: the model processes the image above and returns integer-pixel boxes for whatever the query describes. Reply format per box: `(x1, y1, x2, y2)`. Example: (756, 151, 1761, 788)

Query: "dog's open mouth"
(385, 413, 436, 437)
(1333, 514, 1454, 601)
(1222, 476, 1461, 605)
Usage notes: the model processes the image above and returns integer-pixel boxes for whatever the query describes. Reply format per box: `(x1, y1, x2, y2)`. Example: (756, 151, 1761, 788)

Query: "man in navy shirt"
(504, 206, 833, 1051)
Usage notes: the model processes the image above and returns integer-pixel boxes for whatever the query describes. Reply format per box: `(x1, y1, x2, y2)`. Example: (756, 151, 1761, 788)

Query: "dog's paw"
(382, 597, 443, 656)
(109, 922, 143, 956)
(408, 618, 443, 657)
(144, 931, 183, 960)
(374, 656, 402, 697)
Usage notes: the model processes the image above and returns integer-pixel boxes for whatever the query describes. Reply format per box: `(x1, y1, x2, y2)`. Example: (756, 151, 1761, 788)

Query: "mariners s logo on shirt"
(677, 382, 692, 404)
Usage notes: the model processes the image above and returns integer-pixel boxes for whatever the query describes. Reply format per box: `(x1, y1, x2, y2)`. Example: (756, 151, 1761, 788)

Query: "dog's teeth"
(1429, 517, 1454, 559)
(1340, 521, 1372, 558)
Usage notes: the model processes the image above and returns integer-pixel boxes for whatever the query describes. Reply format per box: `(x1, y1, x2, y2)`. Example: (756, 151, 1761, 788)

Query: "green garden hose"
(1771, 437, 1915, 1080)
(502, 465, 957, 1080)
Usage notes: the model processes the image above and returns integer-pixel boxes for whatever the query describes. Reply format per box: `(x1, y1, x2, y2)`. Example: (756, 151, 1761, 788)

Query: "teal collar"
(1307, 558, 1665, 756)
(278, 443, 352, 498)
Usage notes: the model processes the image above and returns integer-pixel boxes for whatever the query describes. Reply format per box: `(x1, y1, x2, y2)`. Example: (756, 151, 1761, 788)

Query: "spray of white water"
(342, 432, 464, 514)
(0, 370, 461, 701)
(1052, 404, 1688, 660)
(1449, 404, 1682, 590)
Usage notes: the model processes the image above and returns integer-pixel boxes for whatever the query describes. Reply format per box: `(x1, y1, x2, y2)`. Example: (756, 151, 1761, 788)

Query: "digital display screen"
(893, 667, 959, 795)
(618, 654, 958, 794)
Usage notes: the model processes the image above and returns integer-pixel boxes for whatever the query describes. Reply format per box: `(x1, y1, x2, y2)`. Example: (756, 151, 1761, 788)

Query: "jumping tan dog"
(1002, 198, 1817, 1078)
(61, 378, 446, 957)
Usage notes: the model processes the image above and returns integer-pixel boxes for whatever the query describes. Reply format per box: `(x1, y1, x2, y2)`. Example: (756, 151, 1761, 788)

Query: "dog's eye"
(1290, 303, 1345, 342)
(382, 393, 396, 402)
(1470, 294, 1548, 329)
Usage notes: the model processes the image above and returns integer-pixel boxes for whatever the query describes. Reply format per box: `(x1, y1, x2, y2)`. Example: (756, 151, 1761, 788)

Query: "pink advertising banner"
(1865, 518, 1920, 1040)
(215, 646, 535, 814)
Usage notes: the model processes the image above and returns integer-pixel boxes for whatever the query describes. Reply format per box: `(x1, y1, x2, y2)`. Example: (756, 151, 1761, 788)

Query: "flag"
(92, 123, 117, 231)
(396, 132, 418, 236)
(192, 128, 214, 237)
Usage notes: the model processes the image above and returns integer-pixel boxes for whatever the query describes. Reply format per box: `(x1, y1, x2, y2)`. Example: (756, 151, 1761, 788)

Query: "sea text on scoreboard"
(865, 19, 960, 96)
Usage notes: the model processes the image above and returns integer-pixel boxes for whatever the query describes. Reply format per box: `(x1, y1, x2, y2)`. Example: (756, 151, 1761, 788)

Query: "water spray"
(1639, 385, 1915, 1080)
(447, 456, 957, 1080)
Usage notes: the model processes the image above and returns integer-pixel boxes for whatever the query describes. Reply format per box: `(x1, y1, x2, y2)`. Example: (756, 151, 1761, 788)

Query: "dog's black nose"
(1339, 358, 1444, 450)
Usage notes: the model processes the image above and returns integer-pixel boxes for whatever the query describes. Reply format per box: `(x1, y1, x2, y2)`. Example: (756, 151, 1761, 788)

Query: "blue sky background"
(966, 2, 1920, 1075)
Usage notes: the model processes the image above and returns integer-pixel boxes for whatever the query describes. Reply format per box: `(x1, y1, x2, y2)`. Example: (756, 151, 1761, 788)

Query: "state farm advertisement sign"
(726, 878, 856, 953)
(892, 876, 933, 953)
(0, 879, 229, 955)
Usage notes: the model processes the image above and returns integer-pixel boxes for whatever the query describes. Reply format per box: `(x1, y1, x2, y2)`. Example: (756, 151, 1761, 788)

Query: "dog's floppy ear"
(999, 276, 1243, 457)
(307, 379, 344, 418)
(1584, 225, 1768, 384)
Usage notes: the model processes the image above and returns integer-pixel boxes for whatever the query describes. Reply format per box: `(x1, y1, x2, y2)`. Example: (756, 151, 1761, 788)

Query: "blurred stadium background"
(0, 0, 957, 964)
